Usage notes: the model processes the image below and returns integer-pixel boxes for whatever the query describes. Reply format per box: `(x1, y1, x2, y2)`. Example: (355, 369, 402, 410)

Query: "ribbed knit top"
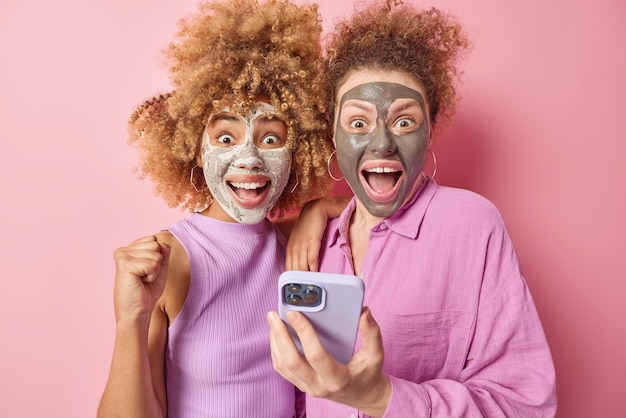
(165, 213, 295, 417)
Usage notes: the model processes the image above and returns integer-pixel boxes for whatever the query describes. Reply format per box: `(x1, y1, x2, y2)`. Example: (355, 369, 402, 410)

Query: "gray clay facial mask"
(335, 82, 430, 218)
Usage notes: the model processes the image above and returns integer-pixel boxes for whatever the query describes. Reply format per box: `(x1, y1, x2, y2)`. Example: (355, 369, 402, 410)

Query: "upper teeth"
(366, 167, 398, 173)
(230, 182, 266, 189)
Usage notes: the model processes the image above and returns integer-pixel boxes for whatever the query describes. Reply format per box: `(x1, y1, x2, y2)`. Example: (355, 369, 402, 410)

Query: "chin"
(363, 202, 398, 218)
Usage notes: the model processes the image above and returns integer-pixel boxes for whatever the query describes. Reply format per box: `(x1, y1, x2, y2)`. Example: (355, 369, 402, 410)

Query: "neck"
(351, 200, 385, 232)
(200, 203, 237, 223)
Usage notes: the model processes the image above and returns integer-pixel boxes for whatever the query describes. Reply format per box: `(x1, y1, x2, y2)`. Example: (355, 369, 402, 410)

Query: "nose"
(368, 123, 396, 157)
(234, 141, 264, 170)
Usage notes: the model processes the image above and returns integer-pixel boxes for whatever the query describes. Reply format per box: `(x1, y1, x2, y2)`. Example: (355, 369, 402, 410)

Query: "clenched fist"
(112, 235, 171, 324)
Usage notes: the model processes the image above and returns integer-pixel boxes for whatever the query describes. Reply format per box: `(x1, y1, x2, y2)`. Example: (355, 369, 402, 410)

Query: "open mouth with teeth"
(227, 178, 271, 209)
(360, 163, 404, 203)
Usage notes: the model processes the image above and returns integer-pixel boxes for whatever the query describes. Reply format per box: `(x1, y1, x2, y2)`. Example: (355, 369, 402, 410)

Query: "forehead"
(336, 68, 428, 110)
(208, 101, 279, 125)
(339, 82, 425, 108)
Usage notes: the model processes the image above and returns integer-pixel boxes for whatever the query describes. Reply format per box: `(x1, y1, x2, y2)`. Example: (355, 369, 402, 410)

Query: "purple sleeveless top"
(165, 213, 295, 417)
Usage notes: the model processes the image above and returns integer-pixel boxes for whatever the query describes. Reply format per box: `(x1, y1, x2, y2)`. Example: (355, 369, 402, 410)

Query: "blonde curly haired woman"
(97, 0, 333, 417)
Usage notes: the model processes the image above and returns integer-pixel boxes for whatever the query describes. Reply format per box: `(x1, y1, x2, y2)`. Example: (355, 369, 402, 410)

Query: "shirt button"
(379, 222, 387, 230)
(350, 414, 356, 418)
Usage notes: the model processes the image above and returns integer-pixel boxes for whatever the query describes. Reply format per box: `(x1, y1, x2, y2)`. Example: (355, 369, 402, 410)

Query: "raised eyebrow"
(207, 113, 242, 125)
(390, 100, 422, 113)
(341, 100, 377, 113)
(253, 112, 285, 125)
(386, 101, 423, 119)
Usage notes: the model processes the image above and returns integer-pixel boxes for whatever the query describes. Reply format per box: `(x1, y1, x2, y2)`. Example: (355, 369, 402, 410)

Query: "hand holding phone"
(278, 270, 365, 364)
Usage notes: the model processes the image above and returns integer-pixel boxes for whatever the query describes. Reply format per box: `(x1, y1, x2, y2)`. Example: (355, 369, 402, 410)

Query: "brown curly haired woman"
(269, 0, 557, 417)
(97, 0, 334, 417)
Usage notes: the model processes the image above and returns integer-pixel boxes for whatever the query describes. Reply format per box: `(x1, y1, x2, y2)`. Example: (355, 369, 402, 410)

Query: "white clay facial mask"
(201, 102, 291, 224)
(334, 81, 430, 218)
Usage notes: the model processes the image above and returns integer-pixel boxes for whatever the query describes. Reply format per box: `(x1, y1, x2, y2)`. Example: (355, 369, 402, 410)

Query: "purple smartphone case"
(278, 270, 365, 364)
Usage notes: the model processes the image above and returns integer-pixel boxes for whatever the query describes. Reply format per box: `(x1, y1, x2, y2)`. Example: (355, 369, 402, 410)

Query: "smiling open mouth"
(228, 181, 270, 199)
(362, 167, 402, 194)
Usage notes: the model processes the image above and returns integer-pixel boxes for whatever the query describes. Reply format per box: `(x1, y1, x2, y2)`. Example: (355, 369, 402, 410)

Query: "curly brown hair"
(128, 0, 334, 215)
(324, 0, 471, 127)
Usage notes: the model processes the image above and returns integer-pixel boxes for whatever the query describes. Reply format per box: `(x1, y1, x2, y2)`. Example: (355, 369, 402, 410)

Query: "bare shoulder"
(154, 230, 190, 325)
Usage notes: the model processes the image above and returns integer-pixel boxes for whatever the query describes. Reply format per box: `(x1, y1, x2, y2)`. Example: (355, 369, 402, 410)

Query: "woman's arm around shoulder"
(280, 195, 351, 271)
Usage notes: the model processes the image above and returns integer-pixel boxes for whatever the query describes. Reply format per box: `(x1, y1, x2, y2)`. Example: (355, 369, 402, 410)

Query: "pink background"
(1, 0, 624, 416)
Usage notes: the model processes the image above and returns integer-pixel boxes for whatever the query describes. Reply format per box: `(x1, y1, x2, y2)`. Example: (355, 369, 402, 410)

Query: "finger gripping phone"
(278, 270, 365, 364)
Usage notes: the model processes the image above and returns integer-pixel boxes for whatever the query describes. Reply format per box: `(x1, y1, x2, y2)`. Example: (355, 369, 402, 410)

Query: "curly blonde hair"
(324, 0, 471, 126)
(128, 0, 334, 215)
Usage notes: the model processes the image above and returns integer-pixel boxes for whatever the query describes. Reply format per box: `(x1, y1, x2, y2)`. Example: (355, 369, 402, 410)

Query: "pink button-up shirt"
(309, 179, 557, 417)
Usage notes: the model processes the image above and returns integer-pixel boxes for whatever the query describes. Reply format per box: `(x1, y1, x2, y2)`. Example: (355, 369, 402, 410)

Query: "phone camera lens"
(286, 284, 301, 294)
(286, 294, 302, 305)
(302, 289, 319, 305)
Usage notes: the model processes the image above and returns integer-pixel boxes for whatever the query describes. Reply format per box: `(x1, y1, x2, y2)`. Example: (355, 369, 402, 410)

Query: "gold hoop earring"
(421, 149, 437, 180)
(327, 150, 344, 182)
(190, 165, 208, 192)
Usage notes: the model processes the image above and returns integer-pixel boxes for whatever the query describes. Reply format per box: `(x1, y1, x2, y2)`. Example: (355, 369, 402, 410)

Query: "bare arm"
(98, 233, 188, 418)
(285, 195, 351, 271)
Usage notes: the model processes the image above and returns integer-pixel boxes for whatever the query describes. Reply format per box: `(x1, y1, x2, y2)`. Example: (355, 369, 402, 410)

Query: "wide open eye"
(206, 112, 245, 147)
(258, 133, 286, 148)
(349, 119, 369, 130)
(254, 115, 287, 149)
(393, 118, 415, 130)
(216, 133, 236, 145)
(386, 98, 425, 135)
(338, 99, 377, 134)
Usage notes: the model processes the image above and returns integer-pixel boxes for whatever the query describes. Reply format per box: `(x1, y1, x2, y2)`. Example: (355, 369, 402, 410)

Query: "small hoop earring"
(421, 149, 437, 180)
(190, 165, 208, 192)
(327, 150, 344, 182)
(289, 170, 299, 193)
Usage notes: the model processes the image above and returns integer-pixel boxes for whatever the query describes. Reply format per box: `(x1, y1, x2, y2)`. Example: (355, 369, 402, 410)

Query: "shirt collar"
(329, 178, 439, 247)
(386, 177, 438, 238)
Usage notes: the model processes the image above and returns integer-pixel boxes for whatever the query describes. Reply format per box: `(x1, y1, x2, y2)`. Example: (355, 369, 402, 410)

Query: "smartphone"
(278, 270, 365, 364)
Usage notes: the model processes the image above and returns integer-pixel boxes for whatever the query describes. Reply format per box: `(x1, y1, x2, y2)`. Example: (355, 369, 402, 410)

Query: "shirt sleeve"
(382, 217, 557, 417)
